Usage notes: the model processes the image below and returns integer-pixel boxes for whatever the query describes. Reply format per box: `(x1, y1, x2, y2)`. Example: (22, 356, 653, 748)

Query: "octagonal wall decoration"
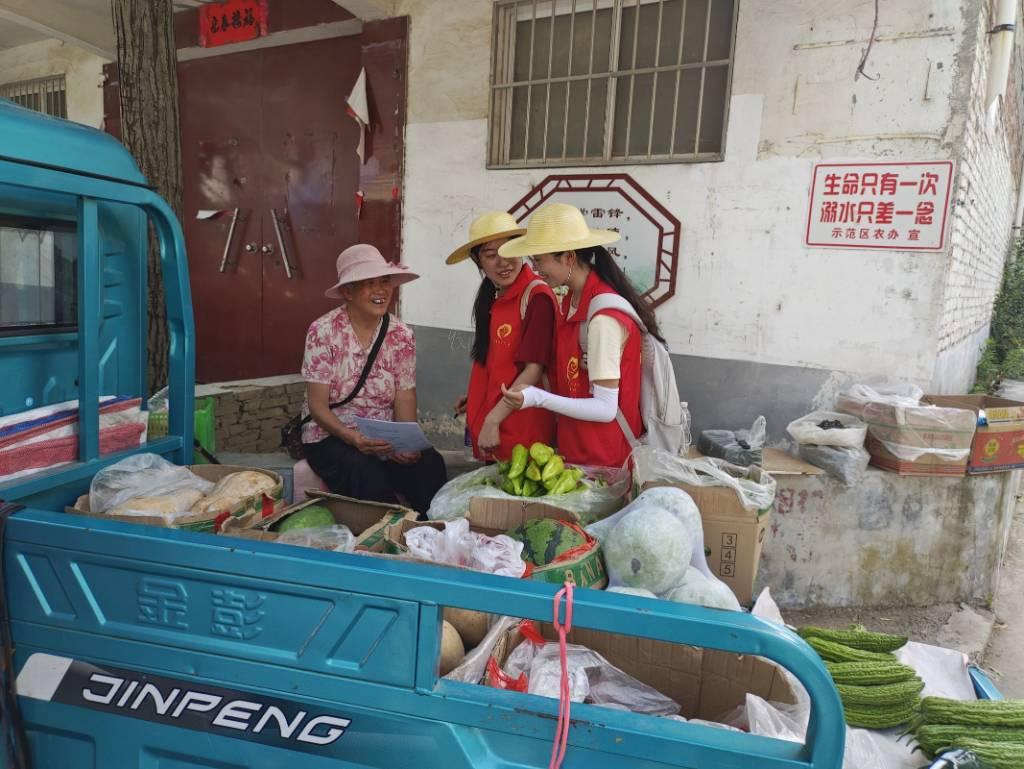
(507, 174, 681, 308)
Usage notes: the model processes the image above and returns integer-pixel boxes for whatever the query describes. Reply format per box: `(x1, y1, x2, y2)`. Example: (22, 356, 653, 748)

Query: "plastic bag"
(425, 463, 629, 525)
(860, 401, 976, 462)
(89, 452, 215, 519)
(445, 615, 521, 684)
(665, 567, 742, 611)
(632, 447, 777, 512)
(503, 638, 680, 715)
(587, 487, 741, 610)
(786, 410, 868, 448)
(276, 524, 355, 553)
(404, 519, 526, 578)
(697, 416, 766, 467)
(797, 444, 870, 485)
(996, 378, 1024, 401)
(835, 382, 924, 420)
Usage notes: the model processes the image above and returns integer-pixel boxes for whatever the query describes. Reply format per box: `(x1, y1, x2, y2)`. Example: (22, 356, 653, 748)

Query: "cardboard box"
(67, 464, 285, 533)
(361, 498, 608, 589)
(223, 490, 414, 546)
(926, 394, 1024, 474)
(856, 400, 975, 477)
(642, 464, 774, 606)
(486, 622, 794, 720)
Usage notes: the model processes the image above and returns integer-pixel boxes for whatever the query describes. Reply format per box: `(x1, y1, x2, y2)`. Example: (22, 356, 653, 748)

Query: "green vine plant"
(973, 237, 1024, 393)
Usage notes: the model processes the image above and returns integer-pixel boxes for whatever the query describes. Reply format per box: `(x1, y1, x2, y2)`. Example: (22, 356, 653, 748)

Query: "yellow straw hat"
(498, 203, 619, 259)
(445, 211, 527, 265)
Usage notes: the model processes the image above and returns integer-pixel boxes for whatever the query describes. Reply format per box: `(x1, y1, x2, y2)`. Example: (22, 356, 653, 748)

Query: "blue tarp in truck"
(0, 97, 995, 769)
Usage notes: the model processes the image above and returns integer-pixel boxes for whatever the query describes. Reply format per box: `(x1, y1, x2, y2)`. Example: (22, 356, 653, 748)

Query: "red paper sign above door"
(199, 0, 268, 48)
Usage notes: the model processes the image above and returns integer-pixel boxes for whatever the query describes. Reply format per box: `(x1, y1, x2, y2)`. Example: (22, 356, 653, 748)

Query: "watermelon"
(505, 518, 588, 566)
(274, 504, 335, 533)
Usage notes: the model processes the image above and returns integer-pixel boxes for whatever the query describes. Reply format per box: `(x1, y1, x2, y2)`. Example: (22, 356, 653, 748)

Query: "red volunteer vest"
(466, 266, 558, 461)
(553, 271, 642, 468)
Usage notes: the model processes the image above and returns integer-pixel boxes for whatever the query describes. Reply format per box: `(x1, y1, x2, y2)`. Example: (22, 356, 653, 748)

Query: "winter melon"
(440, 621, 465, 676)
(444, 607, 490, 647)
(505, 518, 588, 566)
(602, 507, 692, 595)
(274, 504, 335, 533)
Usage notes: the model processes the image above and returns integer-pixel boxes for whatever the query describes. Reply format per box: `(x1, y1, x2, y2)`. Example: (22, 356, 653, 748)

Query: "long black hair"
(575, 246, 665, 343)
(470, 246, 497, 365)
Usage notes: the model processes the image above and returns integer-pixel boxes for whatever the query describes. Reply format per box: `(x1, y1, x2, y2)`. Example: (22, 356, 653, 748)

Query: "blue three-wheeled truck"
(0, 100, 999, 769)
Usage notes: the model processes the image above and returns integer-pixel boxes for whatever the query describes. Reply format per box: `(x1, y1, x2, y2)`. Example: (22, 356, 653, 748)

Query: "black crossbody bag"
(281, 314, 390, 459)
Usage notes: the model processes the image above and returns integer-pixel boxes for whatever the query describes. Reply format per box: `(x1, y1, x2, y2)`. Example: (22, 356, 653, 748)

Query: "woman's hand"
(500, 383, 528, 411)
(390, 451, 421, 465)
(454, 394, 468, 417)
(344, 427, 393, 456)
(477, 419, 501, 454)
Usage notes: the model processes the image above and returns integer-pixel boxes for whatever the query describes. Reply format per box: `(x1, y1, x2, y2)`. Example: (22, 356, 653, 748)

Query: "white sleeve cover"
(520, 384, 619, 423)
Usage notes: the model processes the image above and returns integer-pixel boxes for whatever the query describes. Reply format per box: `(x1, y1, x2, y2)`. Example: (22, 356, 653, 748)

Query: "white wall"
(396, 0, 1014, 388)
(0, 39, 109, 128)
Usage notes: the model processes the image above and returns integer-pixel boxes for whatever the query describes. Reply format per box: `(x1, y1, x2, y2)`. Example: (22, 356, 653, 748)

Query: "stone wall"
(197, 375, 305, 454)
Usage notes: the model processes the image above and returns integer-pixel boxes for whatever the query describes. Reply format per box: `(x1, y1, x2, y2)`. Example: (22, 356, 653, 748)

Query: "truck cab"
(0, 99, 848, 769)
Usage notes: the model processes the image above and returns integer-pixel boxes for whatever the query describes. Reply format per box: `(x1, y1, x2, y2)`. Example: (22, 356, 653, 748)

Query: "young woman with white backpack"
(498, 203, 682, 468)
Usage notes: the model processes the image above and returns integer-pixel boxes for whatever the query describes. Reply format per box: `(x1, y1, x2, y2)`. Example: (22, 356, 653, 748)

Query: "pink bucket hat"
(325, 244, 419, 298)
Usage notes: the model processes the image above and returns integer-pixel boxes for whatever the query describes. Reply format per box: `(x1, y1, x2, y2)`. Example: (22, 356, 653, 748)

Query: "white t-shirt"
(582, 314, 628, 382)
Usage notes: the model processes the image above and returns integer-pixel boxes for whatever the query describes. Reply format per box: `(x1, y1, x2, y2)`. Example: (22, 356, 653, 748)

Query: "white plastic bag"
(277, 524, 355, 553)
(997, 378, 1024, 401)
(89, 453, 215, 518)
(786, 411, 868, 448)
(425, 463, 629, 525)
(665, 567, 742, 611)
(835, 382, 924, 419)
(504, 640, 680, 715)
(632, 447, 777, 512)
(404, 519, 526, 578)
(860, 401, 976, 462)
(444, 615, 521, 684)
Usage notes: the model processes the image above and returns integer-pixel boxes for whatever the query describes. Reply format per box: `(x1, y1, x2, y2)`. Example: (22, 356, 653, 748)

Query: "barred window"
(489, 0, 735, 168)
(0, 75, 67, 119)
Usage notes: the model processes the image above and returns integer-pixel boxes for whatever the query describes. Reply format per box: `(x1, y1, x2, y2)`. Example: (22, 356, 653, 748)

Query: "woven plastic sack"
(632, 447, 777, 513)
(425, 463, 629, 525)
(786, 410, 867, 448)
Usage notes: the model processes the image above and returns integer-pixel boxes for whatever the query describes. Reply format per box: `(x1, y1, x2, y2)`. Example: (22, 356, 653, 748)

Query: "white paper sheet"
(353, 417, 432, 453)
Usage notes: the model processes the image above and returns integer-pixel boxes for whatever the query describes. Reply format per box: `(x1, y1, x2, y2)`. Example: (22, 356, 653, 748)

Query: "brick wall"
(198, 377, 306, 453)
(938, 1, 1024, 357)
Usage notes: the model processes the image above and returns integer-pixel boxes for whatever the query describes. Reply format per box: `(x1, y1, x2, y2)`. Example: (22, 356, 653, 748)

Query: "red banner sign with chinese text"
(805, 161, 953, 251)
(199, 0, 268, 48)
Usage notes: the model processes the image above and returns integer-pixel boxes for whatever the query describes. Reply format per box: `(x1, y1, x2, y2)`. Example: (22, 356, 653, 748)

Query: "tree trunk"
(112, 0, 183, 394)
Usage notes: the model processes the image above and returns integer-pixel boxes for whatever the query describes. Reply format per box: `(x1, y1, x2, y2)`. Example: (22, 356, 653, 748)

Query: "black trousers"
(302, 437, 447, 516)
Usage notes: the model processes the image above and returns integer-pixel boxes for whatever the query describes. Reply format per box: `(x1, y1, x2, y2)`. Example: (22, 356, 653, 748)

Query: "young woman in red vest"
(448, 211, 559, 461)
(498, 203, 664, 468)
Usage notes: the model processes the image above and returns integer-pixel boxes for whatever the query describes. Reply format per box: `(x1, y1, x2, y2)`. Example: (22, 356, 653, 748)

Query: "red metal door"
(179, 36, 362, 381)
(179, 48, 265, 383)
(259, 35, 361, 375)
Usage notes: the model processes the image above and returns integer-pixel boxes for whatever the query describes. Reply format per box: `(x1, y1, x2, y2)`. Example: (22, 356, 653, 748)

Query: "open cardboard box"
(67, 464, 285, 533)
(224, 490, 414, 547)
(925, 394, 1024, 474)
(359, 497, 608, 589)
(486, 621, 795, 722)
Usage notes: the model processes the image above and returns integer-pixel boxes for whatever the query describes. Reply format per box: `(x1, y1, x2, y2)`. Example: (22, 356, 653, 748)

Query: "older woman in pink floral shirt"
(300, 244, 445, 514)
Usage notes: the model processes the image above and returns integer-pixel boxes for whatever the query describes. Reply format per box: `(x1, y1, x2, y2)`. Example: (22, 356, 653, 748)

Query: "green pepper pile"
(491, 443, 594, 498)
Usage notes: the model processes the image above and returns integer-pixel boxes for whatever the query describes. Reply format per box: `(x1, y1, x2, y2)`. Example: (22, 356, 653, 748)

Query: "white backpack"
(579, 294, 686, 455)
